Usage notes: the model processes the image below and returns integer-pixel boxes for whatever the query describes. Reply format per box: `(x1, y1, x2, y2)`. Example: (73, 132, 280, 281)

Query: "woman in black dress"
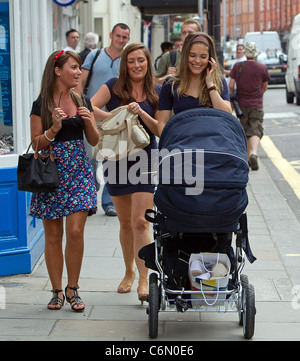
(30, 50, 99, 311)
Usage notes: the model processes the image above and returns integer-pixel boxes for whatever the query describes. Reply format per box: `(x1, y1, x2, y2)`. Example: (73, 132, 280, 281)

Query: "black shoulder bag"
(17, 137, 60, 193)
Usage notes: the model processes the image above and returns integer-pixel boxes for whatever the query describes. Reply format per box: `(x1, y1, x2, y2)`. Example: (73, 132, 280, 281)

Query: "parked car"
(257, 49, 287, 84)
(244, 31, 287, 84)
(285, 14, 300, 105)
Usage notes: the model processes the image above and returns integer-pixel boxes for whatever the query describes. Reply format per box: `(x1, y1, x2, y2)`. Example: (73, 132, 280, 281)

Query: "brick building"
(222, 0, 300, 50)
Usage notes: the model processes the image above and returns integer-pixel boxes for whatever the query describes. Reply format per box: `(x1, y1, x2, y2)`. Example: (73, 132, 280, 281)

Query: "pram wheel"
(148, 272, 159, 338)
(240, 282, 256, 339)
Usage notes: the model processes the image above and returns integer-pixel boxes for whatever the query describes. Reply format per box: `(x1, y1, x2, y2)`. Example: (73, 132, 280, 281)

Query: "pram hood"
(154, 108, 249, 233)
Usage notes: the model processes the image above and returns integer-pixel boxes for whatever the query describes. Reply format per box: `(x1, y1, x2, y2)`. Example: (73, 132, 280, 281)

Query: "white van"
(244, 31, 282, 52)
(285, 14, 300, 105)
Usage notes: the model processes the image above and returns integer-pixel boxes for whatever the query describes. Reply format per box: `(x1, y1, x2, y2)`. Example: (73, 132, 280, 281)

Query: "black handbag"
(230, 61, 243, 118)
(230, 93, 243, 118)
(17, 137, 60, 193)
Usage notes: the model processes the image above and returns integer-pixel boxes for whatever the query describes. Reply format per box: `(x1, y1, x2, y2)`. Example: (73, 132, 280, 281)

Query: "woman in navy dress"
(158, 32, 232, 135)
(92, 43, 160, 303)
(30, 50, 99, 311)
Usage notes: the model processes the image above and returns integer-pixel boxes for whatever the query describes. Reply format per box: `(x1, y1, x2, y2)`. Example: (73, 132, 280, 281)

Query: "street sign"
(173, 22, 183, 34)
(53, 0, 76, 6)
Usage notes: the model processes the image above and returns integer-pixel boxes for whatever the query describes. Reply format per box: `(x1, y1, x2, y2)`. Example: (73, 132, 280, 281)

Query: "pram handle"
(145, 209, 157, 223)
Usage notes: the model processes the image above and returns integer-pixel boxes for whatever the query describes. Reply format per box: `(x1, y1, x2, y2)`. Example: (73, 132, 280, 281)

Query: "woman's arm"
(30, 108, 63, 151)
(91, 84, 112, 122)
(206, 58, 232, 114)
(208, 90, 232, 114)
(157, 109, 172, 137)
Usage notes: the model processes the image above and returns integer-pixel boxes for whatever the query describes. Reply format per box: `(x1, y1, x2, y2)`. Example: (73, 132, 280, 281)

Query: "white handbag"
(96, 105, 150, 161)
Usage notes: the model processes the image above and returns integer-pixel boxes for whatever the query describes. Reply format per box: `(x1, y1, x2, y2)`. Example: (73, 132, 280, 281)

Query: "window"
(0, 1, 13, 156)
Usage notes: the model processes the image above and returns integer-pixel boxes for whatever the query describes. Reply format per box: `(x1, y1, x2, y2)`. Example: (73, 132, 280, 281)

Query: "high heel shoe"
(47, 289, 65, 310)
(117, 272, 135, 294)
(138, 293, 148, 305)
(137, 281, 148, 305)
(65, 285, 85, 312)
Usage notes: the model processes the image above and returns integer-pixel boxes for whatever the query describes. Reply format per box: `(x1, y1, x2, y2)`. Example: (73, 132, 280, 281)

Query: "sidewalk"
(0, 159, 300, 341)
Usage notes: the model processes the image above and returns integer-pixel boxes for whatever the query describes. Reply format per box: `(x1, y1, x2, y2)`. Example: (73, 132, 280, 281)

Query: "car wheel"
(286, 88, 294, 104)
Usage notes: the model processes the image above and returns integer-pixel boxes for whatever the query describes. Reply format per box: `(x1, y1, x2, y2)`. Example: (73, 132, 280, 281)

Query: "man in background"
(154, 41, 173, 71)
(229, 42, 270, 171)
(78, 32, 99, 63)
(224, 43, 247, 77)
(155, 18, 201, 83)
(63, 29, 79, 52)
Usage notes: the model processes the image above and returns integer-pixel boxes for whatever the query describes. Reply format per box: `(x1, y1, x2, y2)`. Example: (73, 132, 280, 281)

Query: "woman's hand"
(206, 57, 217, 88)
(51, 108, 66, 132)
(77, 106, 93, 124)
(128, 102, 143, 116)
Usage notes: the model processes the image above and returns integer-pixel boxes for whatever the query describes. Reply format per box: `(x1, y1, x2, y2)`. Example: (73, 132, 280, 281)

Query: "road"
(260, 84, 300, 223)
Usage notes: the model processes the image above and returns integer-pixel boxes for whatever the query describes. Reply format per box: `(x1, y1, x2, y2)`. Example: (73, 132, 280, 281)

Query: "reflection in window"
(0, 19, 13, 155)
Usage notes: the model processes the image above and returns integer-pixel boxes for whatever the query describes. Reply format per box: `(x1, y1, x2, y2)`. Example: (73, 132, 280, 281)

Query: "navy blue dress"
(158, 77, 230, 114)
(103, 77, 161, 196)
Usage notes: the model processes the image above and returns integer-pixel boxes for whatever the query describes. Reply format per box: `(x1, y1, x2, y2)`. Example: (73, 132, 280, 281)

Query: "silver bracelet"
(44, 130, 55, 142)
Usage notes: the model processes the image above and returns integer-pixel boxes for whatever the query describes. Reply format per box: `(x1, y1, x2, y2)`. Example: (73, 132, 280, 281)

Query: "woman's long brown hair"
(39, 50, 84, 131)
(113, 43, 159, 110)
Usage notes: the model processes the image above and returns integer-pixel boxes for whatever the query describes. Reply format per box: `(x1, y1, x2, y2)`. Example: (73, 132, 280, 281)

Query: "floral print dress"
(29, 98, 97, 220)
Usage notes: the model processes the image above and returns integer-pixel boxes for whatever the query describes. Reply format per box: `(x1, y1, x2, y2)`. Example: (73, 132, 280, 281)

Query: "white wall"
(93, 0, 141, 47)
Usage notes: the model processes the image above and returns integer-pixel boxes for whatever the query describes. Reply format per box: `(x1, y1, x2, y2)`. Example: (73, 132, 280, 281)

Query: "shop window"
(0, 2, 13, 156)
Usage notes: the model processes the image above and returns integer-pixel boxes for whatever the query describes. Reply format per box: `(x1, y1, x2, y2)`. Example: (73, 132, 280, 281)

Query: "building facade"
(222, 0, 300, 50)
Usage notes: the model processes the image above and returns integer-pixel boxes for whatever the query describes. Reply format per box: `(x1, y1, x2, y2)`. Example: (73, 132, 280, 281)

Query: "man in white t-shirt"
(224, 44, 247, 77)
(63, 29, 79, 52)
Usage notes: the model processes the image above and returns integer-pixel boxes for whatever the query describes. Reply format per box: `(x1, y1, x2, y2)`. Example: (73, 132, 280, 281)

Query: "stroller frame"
(145, 211, 256, 340)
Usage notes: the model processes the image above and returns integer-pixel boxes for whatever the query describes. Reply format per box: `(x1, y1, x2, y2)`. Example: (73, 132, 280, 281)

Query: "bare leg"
(64, 211, 88, 311)
(112, 195, 135, 293)
(247, 135, 260, 157)
(43, 218, 64, 309)
(131, 192, 153, 301)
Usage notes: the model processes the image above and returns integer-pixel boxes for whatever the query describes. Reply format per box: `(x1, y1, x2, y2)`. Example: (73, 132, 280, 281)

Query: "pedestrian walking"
(224, 43, 247, 77)
(29, 50, 99, 311)
(91, 43, 160, 304)
(154, 41, 173, 71)
(78, 32, 99, 63)
(77, 23, 131, 216)
(63, 29, 79, 52)
(229, 42, 270, 170)
(155, 18, 201, 82)
(157, 32, 231, 135)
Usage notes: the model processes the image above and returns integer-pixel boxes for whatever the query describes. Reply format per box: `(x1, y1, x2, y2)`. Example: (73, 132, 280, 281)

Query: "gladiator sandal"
(65, 285, 85, 312)
(47, 289, 65, 310)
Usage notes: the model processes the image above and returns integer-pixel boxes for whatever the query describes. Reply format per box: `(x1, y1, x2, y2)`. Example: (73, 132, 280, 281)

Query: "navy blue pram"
(139, 108, 256, 339)
(155, 108, 249, 233)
